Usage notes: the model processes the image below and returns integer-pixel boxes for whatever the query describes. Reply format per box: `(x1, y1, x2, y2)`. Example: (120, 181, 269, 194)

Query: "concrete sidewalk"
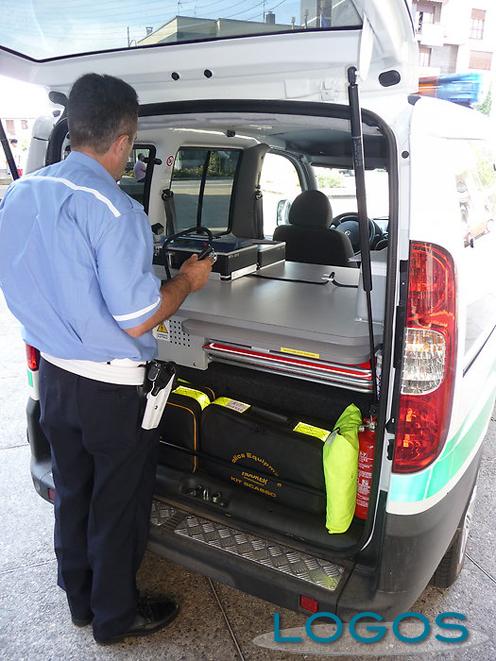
(0, 291, 495, 660)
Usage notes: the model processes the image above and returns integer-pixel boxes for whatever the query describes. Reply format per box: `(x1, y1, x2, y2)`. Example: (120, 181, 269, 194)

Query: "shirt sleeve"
(96, 208, 162, 330)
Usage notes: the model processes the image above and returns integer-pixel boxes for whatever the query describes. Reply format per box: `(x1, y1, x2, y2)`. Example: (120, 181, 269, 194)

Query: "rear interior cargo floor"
(154, 465, 365, 554)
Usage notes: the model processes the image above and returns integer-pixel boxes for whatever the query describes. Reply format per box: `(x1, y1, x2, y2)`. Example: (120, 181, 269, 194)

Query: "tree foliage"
(477, 88, 492, 116)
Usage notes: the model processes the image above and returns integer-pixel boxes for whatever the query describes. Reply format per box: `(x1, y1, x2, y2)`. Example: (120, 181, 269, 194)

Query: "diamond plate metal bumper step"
(150, 499, 344, 592)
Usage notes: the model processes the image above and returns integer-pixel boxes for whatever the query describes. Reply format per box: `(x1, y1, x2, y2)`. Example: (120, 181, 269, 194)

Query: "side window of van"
(454, 142, 496, 247)
(118, 145, 155, 212)
(170, 147, 241, 233)
(452, 140, 496, 360)
(260, 153, 301, 237)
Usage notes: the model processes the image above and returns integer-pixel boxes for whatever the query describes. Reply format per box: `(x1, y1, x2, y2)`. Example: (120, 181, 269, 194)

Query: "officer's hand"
(179, 254, 212, 292)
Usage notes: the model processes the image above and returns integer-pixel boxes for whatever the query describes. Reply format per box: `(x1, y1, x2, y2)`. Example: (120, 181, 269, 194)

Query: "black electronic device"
(197, 245, 216, 262)
(164, 231, 258, 280)
(249, 239, 286, 268)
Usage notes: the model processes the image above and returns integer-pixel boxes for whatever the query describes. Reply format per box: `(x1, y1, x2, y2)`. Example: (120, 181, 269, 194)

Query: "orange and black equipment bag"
(158, 383, 215, 472)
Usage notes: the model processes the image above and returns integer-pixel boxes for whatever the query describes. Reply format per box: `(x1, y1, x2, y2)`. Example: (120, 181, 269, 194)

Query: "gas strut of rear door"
(0, 119, 20, 182)
(347, 66, 378, 406)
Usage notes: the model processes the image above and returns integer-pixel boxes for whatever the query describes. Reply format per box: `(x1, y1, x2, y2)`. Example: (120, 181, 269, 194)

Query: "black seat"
(273, 190, 355, 267)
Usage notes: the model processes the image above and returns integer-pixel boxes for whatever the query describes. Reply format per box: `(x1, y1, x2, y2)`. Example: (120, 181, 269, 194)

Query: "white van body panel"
(0, 1, 417, 107)
(409, 98, 496, 438)
(387, 98, 496, 516)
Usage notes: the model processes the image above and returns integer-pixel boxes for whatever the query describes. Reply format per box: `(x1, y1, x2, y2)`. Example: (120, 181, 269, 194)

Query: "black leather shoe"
(71, 612, 93, 627)
(71, 614, 93, 627)
(93, 596, 179, 645)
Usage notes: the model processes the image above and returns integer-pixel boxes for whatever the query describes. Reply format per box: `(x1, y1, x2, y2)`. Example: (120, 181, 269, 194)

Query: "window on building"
(5, 119, 15, 135)
(416, 9, 433, 33)
(170, 147, 241, 233)
(415, 1, 442, 32)
(470, 9, 485, 40)
(469, 50, 492, 71)
(21, 119, 28, 130)
(419, 46, 432, 67)
(441, 44, 459, 73)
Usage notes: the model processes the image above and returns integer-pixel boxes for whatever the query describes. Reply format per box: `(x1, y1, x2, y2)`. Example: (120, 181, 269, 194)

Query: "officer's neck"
(73, 147, 121, 181)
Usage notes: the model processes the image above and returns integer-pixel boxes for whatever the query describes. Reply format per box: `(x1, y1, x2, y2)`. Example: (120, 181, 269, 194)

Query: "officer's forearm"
(124, 274, 192, 338)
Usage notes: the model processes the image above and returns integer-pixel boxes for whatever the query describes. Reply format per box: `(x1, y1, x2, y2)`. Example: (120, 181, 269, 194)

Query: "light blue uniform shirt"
(0, 151, 162, 362)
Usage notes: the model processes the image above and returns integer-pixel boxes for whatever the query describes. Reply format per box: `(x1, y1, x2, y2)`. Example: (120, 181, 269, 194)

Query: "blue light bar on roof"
(418, 72, 484, 108)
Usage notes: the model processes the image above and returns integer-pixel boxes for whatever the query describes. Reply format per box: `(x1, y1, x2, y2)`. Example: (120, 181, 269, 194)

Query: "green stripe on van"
(389, 392, 495, 504)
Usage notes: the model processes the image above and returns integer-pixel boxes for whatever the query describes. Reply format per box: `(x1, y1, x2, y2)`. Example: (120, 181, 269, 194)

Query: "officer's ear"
(114, 133, 133, 156)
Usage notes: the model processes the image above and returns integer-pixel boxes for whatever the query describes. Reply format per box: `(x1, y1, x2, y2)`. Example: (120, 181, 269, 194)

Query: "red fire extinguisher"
(355, 417, 377, 520)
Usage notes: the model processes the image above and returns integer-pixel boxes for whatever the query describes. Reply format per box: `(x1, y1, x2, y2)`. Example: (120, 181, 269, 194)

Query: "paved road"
(0, 291, 495, 660)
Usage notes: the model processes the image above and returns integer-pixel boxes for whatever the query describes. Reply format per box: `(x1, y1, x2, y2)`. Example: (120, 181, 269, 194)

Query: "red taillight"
(25, 344, 40, 371)
(299, 595, 319, 613)
(393, 242, 457, 473)
(47, 488, 56, 503)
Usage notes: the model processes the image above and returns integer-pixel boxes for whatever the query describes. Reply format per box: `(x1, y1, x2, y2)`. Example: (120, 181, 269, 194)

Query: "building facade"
(412, 0, 496, 77)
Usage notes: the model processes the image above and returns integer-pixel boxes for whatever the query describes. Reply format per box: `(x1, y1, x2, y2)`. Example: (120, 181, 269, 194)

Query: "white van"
(1, 0, 495, 618)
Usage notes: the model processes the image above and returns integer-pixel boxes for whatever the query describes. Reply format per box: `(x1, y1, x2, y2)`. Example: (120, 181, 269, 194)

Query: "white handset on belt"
(141, 361, 176, 430)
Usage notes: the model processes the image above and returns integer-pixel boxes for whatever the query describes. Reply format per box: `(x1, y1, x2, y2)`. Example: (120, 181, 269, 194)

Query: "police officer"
(0, 74, 212, 644)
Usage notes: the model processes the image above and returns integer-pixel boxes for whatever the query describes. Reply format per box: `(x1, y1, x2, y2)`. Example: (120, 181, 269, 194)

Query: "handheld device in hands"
(197, 245, 217, 264)
(161, 226, 215, 279)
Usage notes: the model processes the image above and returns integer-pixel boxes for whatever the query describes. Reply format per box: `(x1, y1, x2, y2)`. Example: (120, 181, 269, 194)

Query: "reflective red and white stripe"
(204, 341, 373, 392)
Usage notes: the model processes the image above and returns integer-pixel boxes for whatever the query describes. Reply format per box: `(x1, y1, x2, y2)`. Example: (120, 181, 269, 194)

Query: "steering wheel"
(331, 212, 375, 253)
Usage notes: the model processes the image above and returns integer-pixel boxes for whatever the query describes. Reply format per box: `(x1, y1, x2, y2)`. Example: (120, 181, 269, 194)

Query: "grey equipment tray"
(153, 262, 382, 391)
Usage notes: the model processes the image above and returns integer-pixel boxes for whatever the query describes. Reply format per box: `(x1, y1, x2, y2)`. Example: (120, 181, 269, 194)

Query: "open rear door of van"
(0, 0, 417, 106)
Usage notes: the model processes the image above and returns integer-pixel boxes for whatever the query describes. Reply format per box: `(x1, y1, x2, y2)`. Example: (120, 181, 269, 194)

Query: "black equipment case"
(159, 383, 215, 471)
(201, 397, 329, 513)
(167, 235, 258, 280)
(248, 239, 286, 268)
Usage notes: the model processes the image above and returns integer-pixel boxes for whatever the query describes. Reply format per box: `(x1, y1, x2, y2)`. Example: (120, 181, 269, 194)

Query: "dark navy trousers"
(39, 358, 160, 640)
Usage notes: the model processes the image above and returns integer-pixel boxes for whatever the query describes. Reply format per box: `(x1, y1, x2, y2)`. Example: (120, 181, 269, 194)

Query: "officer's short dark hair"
(68, 73, 138, 154)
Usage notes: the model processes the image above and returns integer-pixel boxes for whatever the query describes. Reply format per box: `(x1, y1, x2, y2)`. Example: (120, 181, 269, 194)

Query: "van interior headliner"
(138, 112, 387, 168)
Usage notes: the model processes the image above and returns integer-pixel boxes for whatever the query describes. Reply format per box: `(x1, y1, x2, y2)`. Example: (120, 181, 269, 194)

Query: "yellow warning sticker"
(293, 422, 331, 442)
(173, 386, 210, 410)
(214, 397, 251, 413)
(154, 321, 170, 342)
(280, 347, 320, 359)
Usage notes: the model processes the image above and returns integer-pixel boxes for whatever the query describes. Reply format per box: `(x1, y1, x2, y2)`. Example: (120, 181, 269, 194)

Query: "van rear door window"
(171, 147, 240, 234)
(0, 1, 362, 60)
